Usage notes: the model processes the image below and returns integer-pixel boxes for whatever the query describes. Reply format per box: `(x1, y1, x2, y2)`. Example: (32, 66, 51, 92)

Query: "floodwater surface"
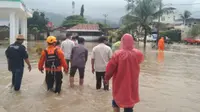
(0, 42, 200, 112)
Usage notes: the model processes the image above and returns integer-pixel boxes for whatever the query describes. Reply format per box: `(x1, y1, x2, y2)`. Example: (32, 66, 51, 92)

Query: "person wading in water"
(91, 36, 112, 90)
(5, 34, 32, 91)
(38, 36, 68, 94)
(69, 37, 88, 87)
(105, 34, 144, 112)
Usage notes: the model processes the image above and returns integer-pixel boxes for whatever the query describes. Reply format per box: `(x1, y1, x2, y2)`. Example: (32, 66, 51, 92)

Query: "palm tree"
(122, 0, 175, 47)
(180, 10, 192, 26)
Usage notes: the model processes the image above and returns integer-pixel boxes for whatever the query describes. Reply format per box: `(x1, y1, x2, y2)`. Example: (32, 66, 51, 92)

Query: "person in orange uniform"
(158, 37, 165, 51)
(38, 36, 68, 94)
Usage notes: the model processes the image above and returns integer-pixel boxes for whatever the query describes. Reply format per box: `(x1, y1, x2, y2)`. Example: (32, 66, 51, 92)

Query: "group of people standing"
(5, 33, 144, 112)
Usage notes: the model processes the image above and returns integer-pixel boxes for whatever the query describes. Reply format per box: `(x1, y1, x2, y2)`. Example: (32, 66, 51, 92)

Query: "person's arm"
(21, 46, 31, 71)
(25, 59, 31, 72)
(38, 51, 46, 73)
(105, 54, 118, 82)
(134, 49, 144, 64)
(108, 48, 113, 60)
(61, 42, 64, 51)
(5, 47, 11, 71)
(91, 48, 95, 74)
(85, 49, 88, 63)
(58, 50, 68, 72)
(71, 47, 74, 61)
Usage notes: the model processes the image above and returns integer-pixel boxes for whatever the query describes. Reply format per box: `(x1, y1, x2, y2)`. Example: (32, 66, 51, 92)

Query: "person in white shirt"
(61, 33, 75, 71)
(91, 36, 112, 90)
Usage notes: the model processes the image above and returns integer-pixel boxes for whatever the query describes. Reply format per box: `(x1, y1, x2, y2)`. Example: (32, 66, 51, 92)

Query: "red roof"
(67, 24, 100, 32)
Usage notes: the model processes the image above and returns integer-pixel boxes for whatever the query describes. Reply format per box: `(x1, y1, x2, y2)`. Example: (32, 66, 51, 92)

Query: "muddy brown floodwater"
(0, 41, 200, 112)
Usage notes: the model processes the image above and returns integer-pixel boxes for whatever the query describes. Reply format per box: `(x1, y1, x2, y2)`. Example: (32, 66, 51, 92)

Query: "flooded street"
(0, 42, 200, 112)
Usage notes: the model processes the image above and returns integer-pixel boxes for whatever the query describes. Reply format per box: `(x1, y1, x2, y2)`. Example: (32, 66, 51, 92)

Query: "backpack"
(44, 48, 61, 69)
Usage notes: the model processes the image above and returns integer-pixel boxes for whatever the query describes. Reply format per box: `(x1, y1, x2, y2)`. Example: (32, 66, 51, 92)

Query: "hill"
(44, 12, 65, 27)
(44, 12, 120, 28)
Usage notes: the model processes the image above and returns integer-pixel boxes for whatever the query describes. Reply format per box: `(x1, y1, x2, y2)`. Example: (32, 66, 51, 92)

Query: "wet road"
(0, 42, 200, 112)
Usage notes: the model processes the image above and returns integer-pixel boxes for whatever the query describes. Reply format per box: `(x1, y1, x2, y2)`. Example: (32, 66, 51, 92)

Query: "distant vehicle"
(139, 35, 156, 42)
(183, 38, 200, 45)
(147, 35, 156, 42)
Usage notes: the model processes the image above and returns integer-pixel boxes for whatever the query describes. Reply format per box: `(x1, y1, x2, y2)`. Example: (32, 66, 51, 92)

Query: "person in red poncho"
(105, 34, 144, 112)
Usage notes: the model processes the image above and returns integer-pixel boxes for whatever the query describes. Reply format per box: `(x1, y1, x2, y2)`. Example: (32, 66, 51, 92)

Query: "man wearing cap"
(38, 36, 68, 94)
(5, 34, 32, 91)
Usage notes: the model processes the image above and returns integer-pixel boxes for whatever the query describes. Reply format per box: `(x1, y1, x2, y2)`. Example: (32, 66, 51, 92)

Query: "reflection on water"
(157, 51, 164, 63)
(0, 41, 200, 112)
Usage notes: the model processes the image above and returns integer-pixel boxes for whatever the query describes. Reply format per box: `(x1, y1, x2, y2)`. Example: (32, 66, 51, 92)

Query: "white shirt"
(91, 43, 113, 72)
(61, 39, 75, 60)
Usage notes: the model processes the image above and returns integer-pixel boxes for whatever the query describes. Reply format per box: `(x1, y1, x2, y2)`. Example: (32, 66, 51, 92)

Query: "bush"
(188, 24, 200, 38)
(160, 30, 181, 42)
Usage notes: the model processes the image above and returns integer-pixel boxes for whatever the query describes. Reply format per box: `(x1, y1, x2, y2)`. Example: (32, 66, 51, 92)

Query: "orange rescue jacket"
(38, 46, 68, 72)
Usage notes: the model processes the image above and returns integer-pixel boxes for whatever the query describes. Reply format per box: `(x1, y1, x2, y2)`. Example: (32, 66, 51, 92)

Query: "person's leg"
(14, 68, 24, 91)
(55, 71, 63, 94)
(78, 67, 85, 86)
(46, 71, 54, 90)
(66, 59, 70, 72)
(112, 100, 120, 112)
(96, 72, 102, 89)
(102, 72, 109, 90)
(124, 108, 133, 112)
(70, 66, 77, 87)
(11, 70, 15, 87)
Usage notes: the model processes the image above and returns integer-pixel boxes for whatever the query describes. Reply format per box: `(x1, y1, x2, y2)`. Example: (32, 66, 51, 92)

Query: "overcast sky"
(22, 0, 200, 21)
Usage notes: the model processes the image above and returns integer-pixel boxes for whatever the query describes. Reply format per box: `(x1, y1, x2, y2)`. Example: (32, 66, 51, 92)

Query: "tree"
(62, 15, 87, 28)
(180, 10, 192, 26)
(28, 11, 48, 31)
(122, 0, 175, 47)
(31, 27, 40, 40)
(188, 24, 200, 38)
(80, 5, 84, 17)
(28, 10, 49, 40)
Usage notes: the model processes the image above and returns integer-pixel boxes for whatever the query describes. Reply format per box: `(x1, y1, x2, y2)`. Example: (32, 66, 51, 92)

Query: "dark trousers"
(46, 71, 63, 93)
(66, 59, 70, 71)
(112, 100, 133, 112)
(96, 72, 109, 90)
(11, 68, 24, 91)
(70, 66, 85, 79)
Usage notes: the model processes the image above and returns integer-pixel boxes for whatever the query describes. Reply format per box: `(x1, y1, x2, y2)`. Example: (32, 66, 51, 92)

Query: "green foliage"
(80, 5, 84, 17)
(31, 27, 40, 40)
(108, 30, 123, 42)
(122, 0, 175, 47)
(97, 22, 110, 30)
(28, 11, 49, 33)
(180, 10, 192, 25)
(160, 30, 181, 42)
(62, 15, 87, 28)
(188, 24, 200, 38)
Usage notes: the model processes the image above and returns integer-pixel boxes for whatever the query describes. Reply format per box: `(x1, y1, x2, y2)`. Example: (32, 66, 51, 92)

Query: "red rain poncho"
(105, 34, 144, 108)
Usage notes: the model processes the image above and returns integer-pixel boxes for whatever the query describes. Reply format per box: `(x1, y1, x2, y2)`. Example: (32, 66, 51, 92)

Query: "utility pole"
(72, 1, 75, 15)
(103, 14, 108, 25)
(157, 0, 162, 45)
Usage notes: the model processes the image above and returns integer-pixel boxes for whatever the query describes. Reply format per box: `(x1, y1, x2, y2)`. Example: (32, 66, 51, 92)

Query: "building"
(66, 24, 102, 41)
(0, 0, 32, 46)
(153, 9, 182, 25)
